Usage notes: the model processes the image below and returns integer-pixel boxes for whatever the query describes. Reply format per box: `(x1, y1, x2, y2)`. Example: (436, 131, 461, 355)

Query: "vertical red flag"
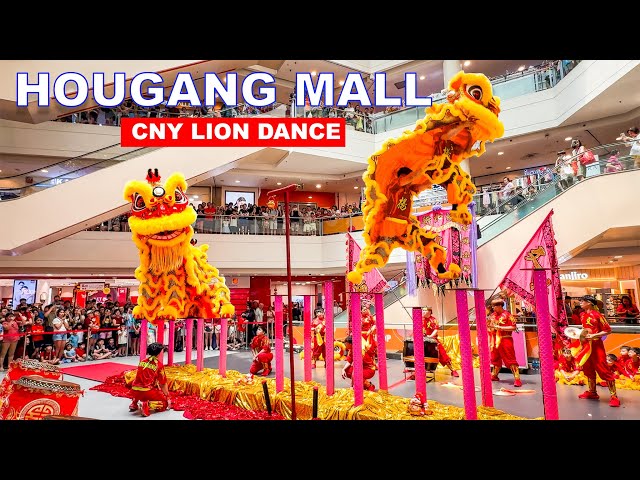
(498, 210, 567, 336)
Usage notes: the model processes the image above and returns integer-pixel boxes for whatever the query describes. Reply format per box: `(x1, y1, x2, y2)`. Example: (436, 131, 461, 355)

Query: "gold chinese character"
(397, 197, 408, 211)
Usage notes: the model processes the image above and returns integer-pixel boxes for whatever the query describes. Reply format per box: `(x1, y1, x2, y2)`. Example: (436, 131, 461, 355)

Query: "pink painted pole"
(196, 318, 204, 371)
(412, 308, 427, 402)
(533, 269, 560, 420)
(374, 293, 388, 391)
(350, 293, 364, 406)
(303, 295, 312, 382)
(219, 317, 228, 377)
(139, 320, 148, 362)
(473, 291, 494, 408)
(324, 282, 335, 395)
(185, 318, 193, 365)
(275, 295, 284, 393)
(167, 320, 175, 366)
(156, 321, 165, 363)
(454, 290, 478, 420)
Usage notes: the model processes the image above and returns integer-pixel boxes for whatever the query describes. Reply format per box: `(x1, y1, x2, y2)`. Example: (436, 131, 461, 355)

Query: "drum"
(0, 375, 83, 420)
(0, 359, 62, 401)
(403, 338, 439, 372)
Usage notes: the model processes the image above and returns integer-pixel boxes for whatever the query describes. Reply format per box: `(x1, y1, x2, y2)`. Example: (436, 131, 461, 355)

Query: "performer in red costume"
(129, 342, 170, 417)
(341, 335, 377, 391)
(360, 305, 377, 350)
(311, 312, 326, 368)
(422, 307, 459, 377)
(576, 295, 620, 407)
(487, 298, 522, 387)
(622, 347, 640, 379)
(249, 326, 273, 376)
(554, 348, 584, 385)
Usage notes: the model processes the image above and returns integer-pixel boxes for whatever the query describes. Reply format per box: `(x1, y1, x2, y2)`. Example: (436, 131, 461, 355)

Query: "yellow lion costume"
(347, 71, 504, 285)
(123, 170, 234, 324)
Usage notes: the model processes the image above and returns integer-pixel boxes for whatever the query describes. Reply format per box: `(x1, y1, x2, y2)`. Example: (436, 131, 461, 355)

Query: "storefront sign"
(560, 271, 589, 280)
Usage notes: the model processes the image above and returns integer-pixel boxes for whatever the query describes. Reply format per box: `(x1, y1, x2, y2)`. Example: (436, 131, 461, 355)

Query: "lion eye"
(132, 193, 146, 212)
(174, 188, 187, 204)
(466, 85, 483, 101)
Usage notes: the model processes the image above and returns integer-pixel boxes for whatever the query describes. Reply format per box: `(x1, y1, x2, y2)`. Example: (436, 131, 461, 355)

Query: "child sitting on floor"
(555, 348, 584, 385)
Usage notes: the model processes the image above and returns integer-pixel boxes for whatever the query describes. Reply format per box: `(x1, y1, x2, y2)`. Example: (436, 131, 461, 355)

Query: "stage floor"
(3, 348, 637, 420)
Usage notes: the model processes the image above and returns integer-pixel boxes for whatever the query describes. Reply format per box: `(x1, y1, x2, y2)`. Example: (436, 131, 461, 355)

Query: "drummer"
(422, 307, 459, 377)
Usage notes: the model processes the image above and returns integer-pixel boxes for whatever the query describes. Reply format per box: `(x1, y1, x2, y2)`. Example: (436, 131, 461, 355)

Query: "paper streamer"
(185, 318, 193, 365)
(406, 250, 417, 297)
(275, 295, 284, 393)
(324, 282, 335, 395)
(350, 292, 364, 406)
(374, 293, 388, 391)
(167, 320, 175, 366)
(533, 269, 560, 420)
(140, 319, 148, 362)
(219, 316, 228, 377)
(196, 318, 204, 372)
(304, 295, 312, 382)
(473, 290, 494, 407)
(412, 307, 427, 402)
(455, 290, 478, 420)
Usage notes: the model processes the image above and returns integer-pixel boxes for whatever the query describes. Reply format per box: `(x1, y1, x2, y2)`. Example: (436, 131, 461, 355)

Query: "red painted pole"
(350, 292, 364, 406)
(454, 290, 478, 420)
(473, 290, 494, 407)
(268, 184, 299, 420)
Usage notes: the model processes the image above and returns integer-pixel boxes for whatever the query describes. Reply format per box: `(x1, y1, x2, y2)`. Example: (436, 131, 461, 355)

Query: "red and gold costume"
(623, 355, 640, 379)
(554, 354, 584, 385)
(311, 314, 326, 367)
(577, 305, 619, 406)
(487, 308, 521, 386)
(422, 313, 449, 366)
(360, 308, 377, 351)
(249, 330, 273, 376)
(131, 354, 169, 413)
(343, 341, 377, 391)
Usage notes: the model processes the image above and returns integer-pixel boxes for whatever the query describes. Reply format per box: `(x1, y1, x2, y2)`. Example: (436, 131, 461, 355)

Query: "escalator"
(359, 143, 640, 317)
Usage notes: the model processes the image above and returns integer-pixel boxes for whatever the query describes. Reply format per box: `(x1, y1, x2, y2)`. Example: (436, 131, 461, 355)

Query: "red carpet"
(60, 362, 135, 382)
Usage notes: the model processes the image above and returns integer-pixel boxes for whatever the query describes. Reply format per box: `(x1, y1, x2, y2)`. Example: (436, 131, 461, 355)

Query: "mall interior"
(0, 59, 639, 420)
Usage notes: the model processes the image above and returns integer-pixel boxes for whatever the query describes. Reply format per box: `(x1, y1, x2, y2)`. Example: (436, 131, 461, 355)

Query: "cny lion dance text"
(347, 71, 504, 285)
(124, 170, 234, 324)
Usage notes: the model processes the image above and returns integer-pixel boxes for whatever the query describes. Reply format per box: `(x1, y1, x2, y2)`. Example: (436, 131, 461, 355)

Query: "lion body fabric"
(124, 172, 234, 325)
(347, 71, 505, 285)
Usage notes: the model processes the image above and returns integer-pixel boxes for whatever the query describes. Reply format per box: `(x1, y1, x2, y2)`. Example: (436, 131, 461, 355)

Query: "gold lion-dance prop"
(124, 169, 234, 324)
(347, 72, 504, 284)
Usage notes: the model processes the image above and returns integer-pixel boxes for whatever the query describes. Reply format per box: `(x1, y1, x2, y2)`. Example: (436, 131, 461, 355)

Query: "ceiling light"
(311, 71, 317, 76)
(506, 166, 511, 170)
(46, 274, 52, 277)
(463, 61, 471, 67)
(419, 75, 425, 80)
(497, 151, 504, 156)
(614, 255, 623, 258)
(315, 184, 321, 188)
(308, 196, 312, 199)
(0, 170, 2, 172)
(277, 182, 282, 185)
(235, 180, 240, 183)
(354, 186, 359, 189)
(517, 65, 525, 72)
(339, 80, 344, 86)
(192, 195, 199, 199)
(564, 137, 572, 141)
(41, 169, 48, 173)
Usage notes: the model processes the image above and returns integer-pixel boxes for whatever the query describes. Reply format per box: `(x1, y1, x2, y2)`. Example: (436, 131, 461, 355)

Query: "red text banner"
(121, 117, 346, 147)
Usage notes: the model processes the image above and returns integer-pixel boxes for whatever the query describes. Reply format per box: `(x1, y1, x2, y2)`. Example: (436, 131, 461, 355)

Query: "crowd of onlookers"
(88, 201, 363, 235)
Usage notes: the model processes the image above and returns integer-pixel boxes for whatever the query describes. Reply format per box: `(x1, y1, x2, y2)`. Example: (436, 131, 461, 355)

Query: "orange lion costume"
(347, 72, 504, 284)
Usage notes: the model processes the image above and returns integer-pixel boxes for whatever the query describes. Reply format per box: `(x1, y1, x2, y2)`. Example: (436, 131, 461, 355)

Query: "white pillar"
(443, 60, 462, 85)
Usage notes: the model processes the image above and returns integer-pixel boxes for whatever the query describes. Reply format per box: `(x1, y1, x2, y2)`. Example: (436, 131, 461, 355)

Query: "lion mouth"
(147, 228, 187, 241)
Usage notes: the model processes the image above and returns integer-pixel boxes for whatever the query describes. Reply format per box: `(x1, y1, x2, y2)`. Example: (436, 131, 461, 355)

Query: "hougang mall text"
(16, 71, 433, 109)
